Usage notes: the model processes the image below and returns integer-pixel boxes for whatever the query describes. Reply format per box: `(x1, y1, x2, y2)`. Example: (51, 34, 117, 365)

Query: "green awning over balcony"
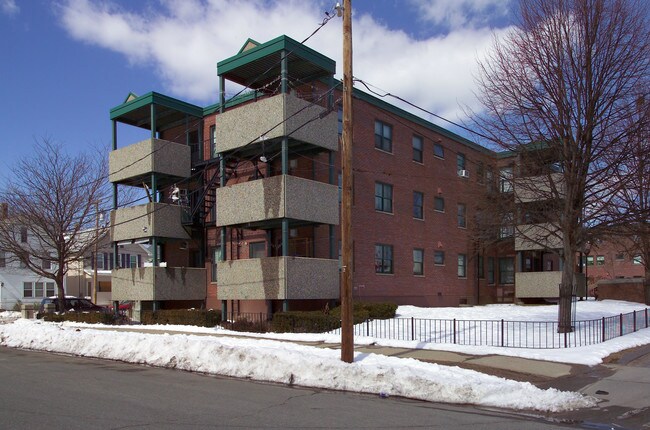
(110, 91, 203, 131)
(217, 35, 336, 89)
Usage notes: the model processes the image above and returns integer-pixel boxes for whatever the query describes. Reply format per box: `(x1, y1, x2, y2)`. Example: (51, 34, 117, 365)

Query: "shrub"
(43, 312, 122, 325)
(330, 302, 397, 321)
(140, 309, 221, 327)
(271, 311, 341, 333)
(363, 302, 398, 319)
(224, 317, 271, 333)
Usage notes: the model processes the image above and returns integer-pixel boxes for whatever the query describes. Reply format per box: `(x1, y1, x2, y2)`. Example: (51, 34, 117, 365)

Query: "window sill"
(374, 148, 394, 155)
(375, 210, 394, 215)
(375, 273, 394, 276)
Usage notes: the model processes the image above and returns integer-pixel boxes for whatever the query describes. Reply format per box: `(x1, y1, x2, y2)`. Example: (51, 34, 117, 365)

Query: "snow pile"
(0, 319, 595, 412)
(0, 311, 21, 323)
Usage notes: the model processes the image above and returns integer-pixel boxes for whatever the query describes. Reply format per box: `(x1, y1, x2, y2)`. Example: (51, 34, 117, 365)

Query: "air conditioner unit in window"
(458, 170, 470, 178)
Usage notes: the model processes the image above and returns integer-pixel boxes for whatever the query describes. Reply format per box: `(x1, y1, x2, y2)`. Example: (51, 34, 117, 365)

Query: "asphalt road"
(0, 347, 579, 430)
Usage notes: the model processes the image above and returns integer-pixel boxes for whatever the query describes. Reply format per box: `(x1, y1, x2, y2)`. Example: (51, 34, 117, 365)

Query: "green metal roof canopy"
(110, 92, 203, 131)
(217, 35, 336, 89)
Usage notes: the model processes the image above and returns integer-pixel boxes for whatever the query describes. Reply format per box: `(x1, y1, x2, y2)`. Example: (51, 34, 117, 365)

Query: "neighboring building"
(65, 234, 150, 306)
(0, 230, 60, 310)
(107, 35, 644, 318)
(581, 239, 645, 291)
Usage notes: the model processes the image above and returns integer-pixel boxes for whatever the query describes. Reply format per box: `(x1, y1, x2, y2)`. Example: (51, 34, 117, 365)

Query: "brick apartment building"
(106, 35, 644, 320)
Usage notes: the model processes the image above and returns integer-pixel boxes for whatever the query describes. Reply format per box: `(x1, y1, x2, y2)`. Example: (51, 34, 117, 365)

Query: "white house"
(0, 249, 62, 310)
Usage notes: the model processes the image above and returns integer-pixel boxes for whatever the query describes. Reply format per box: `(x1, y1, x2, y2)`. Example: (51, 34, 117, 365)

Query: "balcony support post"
(281, 50, 288, 94)
(219, 76, 225, 113)
(282, 137, 289, 311)
(112, 119, 119, 270)
(150, 104, 156, 140)
(219, 154, 226, 263)
(221, 300, 227, 322)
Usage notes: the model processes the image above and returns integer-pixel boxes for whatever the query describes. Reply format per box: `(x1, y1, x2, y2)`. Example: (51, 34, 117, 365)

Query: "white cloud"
(57, 0, 508, 126)
(408, 0, 511, 30)
(1, 0, 19, 16)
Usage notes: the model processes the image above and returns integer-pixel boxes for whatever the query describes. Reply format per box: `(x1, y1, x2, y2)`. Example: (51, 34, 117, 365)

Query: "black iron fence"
(329, 308, 650, 349)
(222, 308, 650, 349)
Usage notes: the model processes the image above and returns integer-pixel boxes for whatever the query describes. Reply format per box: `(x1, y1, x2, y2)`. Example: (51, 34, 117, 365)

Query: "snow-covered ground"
(1, 300, 649, 412)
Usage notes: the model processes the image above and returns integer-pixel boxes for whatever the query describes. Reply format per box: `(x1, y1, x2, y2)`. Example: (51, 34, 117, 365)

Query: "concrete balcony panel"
(111, 203, 190, 242)
(515, 271, 585, 298)
(215, 93, 337, 153)
(515, 223, 563, 251)
(109, 138, 191, 185)
(515, 173, 565, 203)
(217, 256, 339, 301)
(216, 175, 339, 227)
(111, 267, 206, 301)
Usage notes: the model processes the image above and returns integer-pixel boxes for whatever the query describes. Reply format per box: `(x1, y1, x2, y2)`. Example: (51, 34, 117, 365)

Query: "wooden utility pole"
(340, 0, 354, 363)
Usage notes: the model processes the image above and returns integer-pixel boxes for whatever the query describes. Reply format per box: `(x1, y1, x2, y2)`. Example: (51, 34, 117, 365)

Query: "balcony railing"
(515, 271, 586, 298)
(217, 256, 339, 301)
(216, 175, 339, 227)
(110, 203, 190, 242)
(215, 93, 337, 153)
(111, 266, 206, 301)
(109, 138, 191, 185)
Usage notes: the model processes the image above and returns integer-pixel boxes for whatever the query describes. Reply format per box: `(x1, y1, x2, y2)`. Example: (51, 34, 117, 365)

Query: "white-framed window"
(499, 167, 513, 193)
(434, 143, 444, 159)
(457, 254, 467, 278)
(633, 255, 642, 265)
(412, 135, 423, 163)
(434, 196, 445, 212)
(457, 203, 466, 228)
(375, 182, 393, 213)
(434, 250, 445, 266)
(23, 281, 55, 298)
(413, 249, 424, 276)
(499, 257, 515, 284)
(499, 213, 514, 238)
(374, 120, 393, 153)
(375, 244, 393, 274)
(23, 282, 32, 298)
(413, 191, 424, 219)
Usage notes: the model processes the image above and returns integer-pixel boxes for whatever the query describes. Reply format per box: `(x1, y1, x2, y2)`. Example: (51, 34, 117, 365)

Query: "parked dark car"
(36, 297, 108, 319)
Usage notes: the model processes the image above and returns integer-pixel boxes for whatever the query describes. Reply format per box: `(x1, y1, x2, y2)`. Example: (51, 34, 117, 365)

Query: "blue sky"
(1, 0, 513, 188)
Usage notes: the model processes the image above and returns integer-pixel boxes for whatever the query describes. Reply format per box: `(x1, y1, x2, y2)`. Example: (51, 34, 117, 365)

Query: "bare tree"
(471, 0, 650, 331)
(0, 139, 110, 312)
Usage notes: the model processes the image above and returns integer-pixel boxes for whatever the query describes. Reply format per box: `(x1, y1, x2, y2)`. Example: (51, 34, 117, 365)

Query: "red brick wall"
(203, 88, 512, 309)
(596, 279, 646, 304)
